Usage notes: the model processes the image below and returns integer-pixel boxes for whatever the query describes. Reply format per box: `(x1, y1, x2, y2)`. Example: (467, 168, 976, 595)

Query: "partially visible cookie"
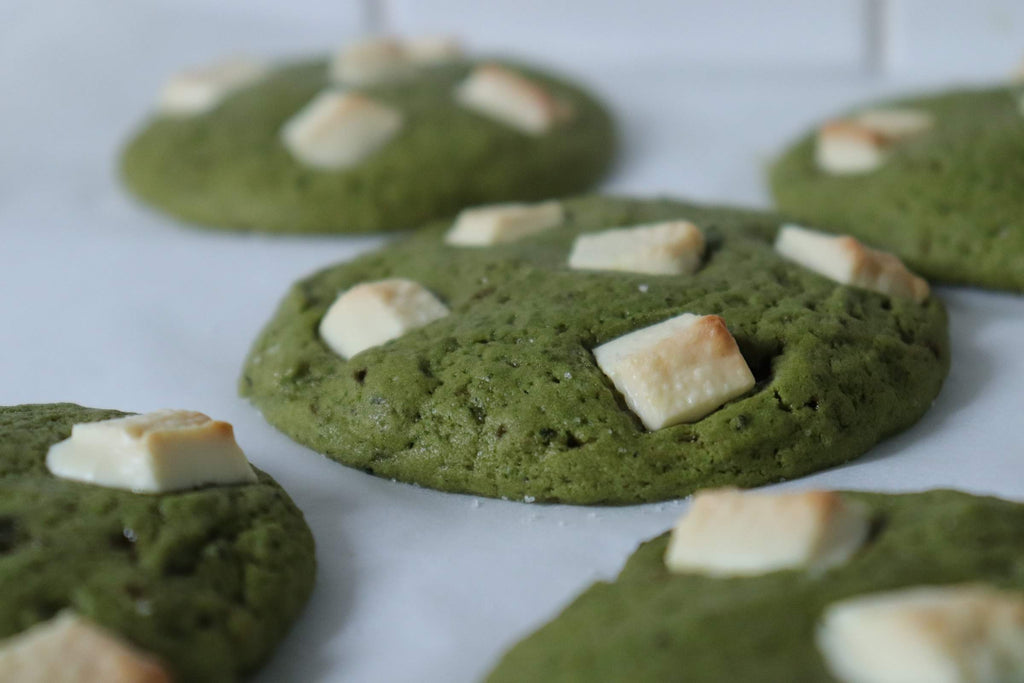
(486, 489, 1024, 682)
(241, 195, 949, 505)
(120, 38, 616, 234)
(770, 87, 1024, 292)
(0, 403, 316, 682)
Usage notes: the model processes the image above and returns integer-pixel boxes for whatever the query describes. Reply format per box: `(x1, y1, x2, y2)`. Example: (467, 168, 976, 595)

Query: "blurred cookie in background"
(120, 36, 617, 234)
(770, 75, 1024, 293)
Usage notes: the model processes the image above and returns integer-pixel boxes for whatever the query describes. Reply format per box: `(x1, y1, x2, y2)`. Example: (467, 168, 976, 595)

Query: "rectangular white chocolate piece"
(593, 313, 755, 430)
(568, 221, 706, 275)
(445, 201, 564, 246)
(815, 107, 932, 174)
(404, 36, 463, 64)
(319, 278, 449, 359)
(855, 108, 933, 138)
(664, 488, 871, 576)
(157, 56, 266, 116)
(0, 611, 170, 683)
(281, 91, 403, 170)
(817, 585, 1024, 683)
(455, 64, 569, 135)
(330, 36, 463, 85)
(775, 224, 930, 302)
(330, 37, 415, 85)
(46, 410, 257, 493)
(815, 121, 889, 174)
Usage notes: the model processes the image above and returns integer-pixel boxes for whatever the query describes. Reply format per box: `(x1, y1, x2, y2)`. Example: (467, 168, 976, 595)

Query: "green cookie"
(0, 403, 316, 682)
(770, 86, 1024, 292)
(240, 196, 949, 505)
(486, 490, 1024, 682)
(120, 58, 616, 234)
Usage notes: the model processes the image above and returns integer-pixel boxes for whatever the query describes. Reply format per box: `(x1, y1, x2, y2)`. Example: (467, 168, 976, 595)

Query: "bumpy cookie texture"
(771, 87, 1024, 292)
(240, 196, 948, 505)
(486, 490, 1024, 682)
(0, 404, 316, 682)
(120, 58, 615, 234)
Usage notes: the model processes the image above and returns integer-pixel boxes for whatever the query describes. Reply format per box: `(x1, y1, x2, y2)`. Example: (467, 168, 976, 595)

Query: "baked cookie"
(240, 196, 948, 505)
(120, 37, 616, 234)
(770, 86, 1024, 292)
(0, 403, 316, 682)
(487, 488, 1024, 682)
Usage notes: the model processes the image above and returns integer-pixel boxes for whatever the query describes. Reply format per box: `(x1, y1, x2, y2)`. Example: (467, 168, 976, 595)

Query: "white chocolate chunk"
(593, 313, 755, 430)
(568, 221, 706, 275)
(775, 224, 930, 302)
(329, 36, 463, 85)
(330, 37, 415, 85)
(664, 488, 871, 577)
(281, 91, 403, 170)
(855, 108, 933, 138)
(319, 278, 449, 359)
(455, 64, 572, 135)
(404, 36, 463, 64)
(445, 201, 564, 246)
(157, 56, 266, 116)
(817, 585, 1024, 683)
(0, 611, 170, 683)
(815, 121, 889, 174)
(815, 107, 932, 174)
(46, 410, 257, 493)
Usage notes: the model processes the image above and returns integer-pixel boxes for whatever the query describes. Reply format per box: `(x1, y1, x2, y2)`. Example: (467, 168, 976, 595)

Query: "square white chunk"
(817, 585, 1024, 683)
(664, 488, 871, 577)
(775, 224, 930, 302)
(593, 313, 755, 430)
(46, 410, 258, 493)
(329, 37, 415, 85)
(0, 612, 170, 683)
(281, 90, 403, 170)
(568, 221, 706, 275)
(855, 107, 933, 138)
(815, 121, 889, 175)
(455, 64, 571, 135)
(319, 278, 449, 359)
(330, 36, 464, 85)
(815, 107, 932, 175)
(445, 201, 564, 246)
(157, 56, 266, 116)
(404, 36, 463, 64)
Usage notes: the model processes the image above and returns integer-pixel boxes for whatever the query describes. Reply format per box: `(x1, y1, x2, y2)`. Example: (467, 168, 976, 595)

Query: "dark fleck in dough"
(771, 86, 1024, 292)
(241, 196, 949, 505)
(486, 490, 1024, 682)
(120, 59, 616, 234)
(0, 403, 316, 683)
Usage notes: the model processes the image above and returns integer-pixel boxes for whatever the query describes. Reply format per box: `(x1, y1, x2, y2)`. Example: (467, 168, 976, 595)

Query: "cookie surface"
(486, 490, 1024, 681)
(241, 196, 949, 505)
(120, 59, 615, 234)
(0, 403, 316, 682)
(771, 86, 1024, 292)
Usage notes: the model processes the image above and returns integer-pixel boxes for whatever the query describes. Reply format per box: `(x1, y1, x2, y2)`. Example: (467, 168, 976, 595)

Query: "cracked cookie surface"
(241, 196, 949, 504)
(0, 403, 316, 682)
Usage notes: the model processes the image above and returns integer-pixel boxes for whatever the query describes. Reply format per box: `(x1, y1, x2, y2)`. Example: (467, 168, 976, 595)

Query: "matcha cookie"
(770, 87, 1024, 292)
(240, 196, 948, 505)
(487, 488, 1024, 682)
(0, 403, 316, 682)
(120, 38, 616, 234)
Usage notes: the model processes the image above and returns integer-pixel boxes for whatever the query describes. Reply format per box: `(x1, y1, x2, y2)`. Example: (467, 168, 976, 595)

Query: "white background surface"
(2, 1, 1023, 682)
